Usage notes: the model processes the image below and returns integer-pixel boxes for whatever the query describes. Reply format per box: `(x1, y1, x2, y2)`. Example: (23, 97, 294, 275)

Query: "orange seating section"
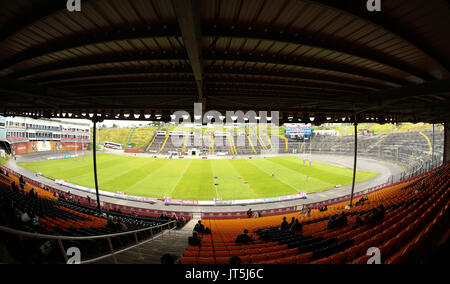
(182, 163, 450, 264)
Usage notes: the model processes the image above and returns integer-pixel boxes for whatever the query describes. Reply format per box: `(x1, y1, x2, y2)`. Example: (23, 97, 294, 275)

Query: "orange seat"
(345, 246, 361, 263)
(215, 251, 230, 257)
(183, 251, 199, 257)
(198, 257, 215, 264)
(279, 256, 296, 264)
(259, 259, 279, 264)
(251, 254, 268, 264)
(180, 257, 197, 264)
(309, 257, 330, 264)
(240, 255, 251, 264)
(229, 250, 245, 257)
(199, 251, 214, 258)
(227, 245, 241, 251)
(186, 246, 200, 251)
(283, 248, 299, 258)
(351, 254, 370, 264)
(215, 257, 231, 264)
(214, 246, 227, 251)
(330, 251, 346, 264)
(245, 249, 260, 255)
(295, 252, 313, 264)
(266, 251, 283, 259)
(259, 247, 275, 254)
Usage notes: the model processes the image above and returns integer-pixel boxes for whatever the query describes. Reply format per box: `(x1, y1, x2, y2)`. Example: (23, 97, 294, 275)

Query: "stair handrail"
(0, 220, 177, 264)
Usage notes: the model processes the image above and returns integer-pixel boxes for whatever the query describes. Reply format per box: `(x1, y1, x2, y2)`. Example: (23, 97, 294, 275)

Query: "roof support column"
(349, 120, 358, 207)
(444, 123, 450, 164)
(92, 117, 102, 214)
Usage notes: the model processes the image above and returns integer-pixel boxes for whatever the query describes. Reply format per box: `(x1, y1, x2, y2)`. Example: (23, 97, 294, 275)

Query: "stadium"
(0, 0, 449, 268)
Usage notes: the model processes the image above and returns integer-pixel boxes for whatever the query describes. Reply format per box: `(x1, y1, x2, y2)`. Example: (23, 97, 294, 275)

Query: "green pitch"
(19, 154, 379, 201)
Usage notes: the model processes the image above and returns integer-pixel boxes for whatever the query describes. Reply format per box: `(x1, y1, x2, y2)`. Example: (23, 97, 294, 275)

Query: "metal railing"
(0, 220, 177, 264)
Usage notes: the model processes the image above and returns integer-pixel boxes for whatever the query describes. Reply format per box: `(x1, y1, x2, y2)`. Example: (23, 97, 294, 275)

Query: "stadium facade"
(0, 116, 90, 155)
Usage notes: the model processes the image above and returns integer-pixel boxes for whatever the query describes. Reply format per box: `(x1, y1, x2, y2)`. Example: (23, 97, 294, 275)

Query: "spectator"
(119, 221, 128, 232)
(235, 229, 254, 244)
(30, 212, 39, 228)
(229, 256, 242, 265)
(19, 175, 25, 186)
(106, 216, 116, 230)
(338, 212, 348, 226)
(305, 208, 312, 217)
(367, 208, 381, 224)
(290, 219, 303, 234)
(247, 208, 253, 218)
(327, 215, 337, 230)
(188, 231, 202, 246)
(160, 253, 179, 264)
(259, 229, 272, 241)
(353, 216, 365, 229)
(280, 217, 289, 232)
(378, 205, 386, 220)
(194, 220, 211, 234)
(289, 217, 295, 229)
(194, 220, 205, 233)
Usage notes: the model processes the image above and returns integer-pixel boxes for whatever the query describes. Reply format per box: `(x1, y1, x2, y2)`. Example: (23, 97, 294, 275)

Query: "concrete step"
(93, 219, 198, 264)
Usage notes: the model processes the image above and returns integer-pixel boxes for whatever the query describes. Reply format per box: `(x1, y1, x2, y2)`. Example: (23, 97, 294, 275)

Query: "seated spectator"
(229, 256, 242, 265)
(194, 220, 211, 234)
(353, 216, 365, 229)
(338, 212, 348, 226)
(280, 217, 289, 232)
(194, 220, 204, 232)
(305, 208, 312, 217)
(160, 253, 179, 264)
(327, 215, 337, 230)
(367, 208, 381, 224)
(259, 229, 272, 241)
(235, 229, 254, 244)
(188, 231, 202, 246)
(30, 212, 39, 228)
(290, 219, 303, 234)
(289, 217, 295, 229)
(119, 221, 128, 232)
(378, 204, 386, 219)
(106, 216, 116, 230)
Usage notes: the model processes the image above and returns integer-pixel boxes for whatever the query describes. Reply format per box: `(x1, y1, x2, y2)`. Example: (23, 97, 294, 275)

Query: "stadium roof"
(0, 0, 449, 124)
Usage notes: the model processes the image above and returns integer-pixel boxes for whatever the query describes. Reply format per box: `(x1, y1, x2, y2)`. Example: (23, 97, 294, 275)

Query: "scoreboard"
(285, 126, 313, 139)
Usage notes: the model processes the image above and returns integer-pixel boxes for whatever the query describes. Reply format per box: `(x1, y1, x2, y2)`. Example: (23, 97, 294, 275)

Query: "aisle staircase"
(125, 128, 136, 148)
(181, 135, 189, 155)
(257, 135, 269, 151)
(94, 219, 198, 264)
(247, 136, 258, 154)
(145, 133, 157, 152)
(228, 135, 237, 155)
(159, 134, 170, 153)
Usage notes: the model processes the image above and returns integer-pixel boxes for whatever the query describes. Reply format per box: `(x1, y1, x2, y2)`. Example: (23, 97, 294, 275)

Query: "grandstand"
(0, 0, 449, 268)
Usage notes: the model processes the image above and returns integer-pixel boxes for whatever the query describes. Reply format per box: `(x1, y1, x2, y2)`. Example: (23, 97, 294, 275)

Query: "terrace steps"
(94, 219, 198, 264)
